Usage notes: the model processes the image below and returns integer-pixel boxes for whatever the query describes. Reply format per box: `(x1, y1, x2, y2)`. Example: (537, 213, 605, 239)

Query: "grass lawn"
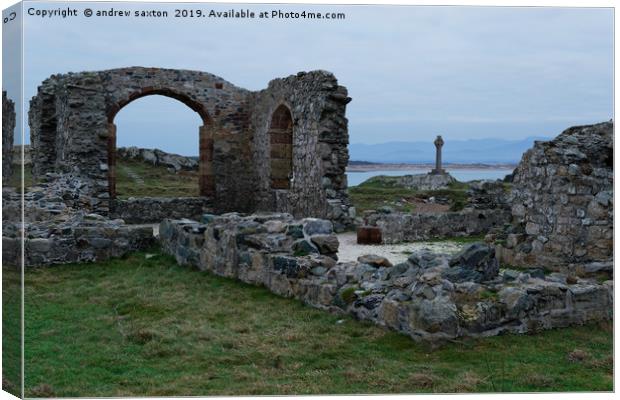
(348, 177, 470, 213)
(115, 159, 199, 198)
(5, 163, 34, 191)
(13, 249, 613, 397)
(2, 263, 22, 397)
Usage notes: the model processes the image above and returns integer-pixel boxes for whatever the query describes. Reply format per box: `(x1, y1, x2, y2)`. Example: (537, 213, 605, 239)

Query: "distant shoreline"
(346, 161, 516, 172)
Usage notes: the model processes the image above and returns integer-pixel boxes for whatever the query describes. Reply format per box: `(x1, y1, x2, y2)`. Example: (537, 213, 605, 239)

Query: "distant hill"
(349, 137, 552, 164)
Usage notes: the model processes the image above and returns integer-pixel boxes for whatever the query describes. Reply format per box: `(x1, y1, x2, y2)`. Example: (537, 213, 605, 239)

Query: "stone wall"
(466, 180, 511, 210)
(110, 197, 212, 224)
(250, 71, 354, 230)
(2, 186, 156, 267)
(28, 67, 353, 227)
(3, 91, 15, 182)
(3, 217, 155, 267)
(498, 121, 613, 273)
(159, 213, 612, 343)
(364, 208, 511, 244)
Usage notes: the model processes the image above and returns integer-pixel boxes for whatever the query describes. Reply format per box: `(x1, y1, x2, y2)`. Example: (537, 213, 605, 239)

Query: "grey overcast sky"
(3, 1, 614, 154)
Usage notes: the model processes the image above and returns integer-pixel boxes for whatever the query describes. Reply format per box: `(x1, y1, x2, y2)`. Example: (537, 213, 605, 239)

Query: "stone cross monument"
(430, 135, 446, 175)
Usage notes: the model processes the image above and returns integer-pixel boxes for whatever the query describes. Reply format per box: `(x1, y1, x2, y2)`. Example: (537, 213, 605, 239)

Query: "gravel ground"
(337, 232, 465, 264)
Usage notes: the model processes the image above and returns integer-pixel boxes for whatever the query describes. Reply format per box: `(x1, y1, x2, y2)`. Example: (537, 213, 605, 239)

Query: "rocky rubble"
(444, 243, 499, 283)
(160, 213, 612, 343)
(117, 146, 198, 172)
(2, 180, 155, 267)
(111, 197, 213, 224)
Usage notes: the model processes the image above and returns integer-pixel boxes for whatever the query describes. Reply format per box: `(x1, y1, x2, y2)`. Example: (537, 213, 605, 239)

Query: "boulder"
(357, 254, 393, 268)
(408, 250, 447, 269)
(445, 243, 499, 283)
(310, 234, 339, 255)
(302, 218, 333, 236)
(292, 239, 318, 255)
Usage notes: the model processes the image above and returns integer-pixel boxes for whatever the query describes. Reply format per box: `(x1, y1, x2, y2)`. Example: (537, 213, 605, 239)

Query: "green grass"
(115, 159, 199, 198)
(16, 250, 613, 396)
(427, 235, 486, 244)
(347, 185, 420, 213)
(4, 163, 34, 191)
(2, 263, 22, 397)
(348, 177, 470, 213)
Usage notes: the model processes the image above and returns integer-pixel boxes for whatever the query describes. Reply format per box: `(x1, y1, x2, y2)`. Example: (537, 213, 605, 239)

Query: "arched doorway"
(269, 104, 293, 190)
(106, 89, 214, 198)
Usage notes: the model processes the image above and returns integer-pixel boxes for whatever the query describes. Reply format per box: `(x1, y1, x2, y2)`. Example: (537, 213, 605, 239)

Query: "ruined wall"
(29, 67, 253, 215)
(3, 220, 155, 267)
(251, 71, 353, 229)
(160, 214, 612, 343)
(2, 91, 15, 181)
(28, 67, 352, 225)
(366, 208, 511, 244)
(500, 121, 613, 272)
(110, 197, 212, 224)
(2, 187, 155, 267)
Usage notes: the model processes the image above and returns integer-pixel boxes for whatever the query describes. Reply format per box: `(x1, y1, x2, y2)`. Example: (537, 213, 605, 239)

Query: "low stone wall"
(3, 214, 155, 267)
(110, 197, 213, 224)
(365, 208, 511, 244)
(159, 213, 612, 343)
(2, 185, 156, 267)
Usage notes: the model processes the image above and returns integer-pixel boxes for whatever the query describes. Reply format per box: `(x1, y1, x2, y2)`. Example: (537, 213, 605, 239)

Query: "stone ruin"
(0, 65, 614, 343)
(2, 91, 15, 181)
(161, 213, 611, 343)
(4, 67, 354, 266)
(27, 67, 353, 227)
(495, 121, 613, 275)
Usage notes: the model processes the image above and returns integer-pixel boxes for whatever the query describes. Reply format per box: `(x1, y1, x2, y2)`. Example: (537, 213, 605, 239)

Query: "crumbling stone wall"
(466, 180, 511, 210)
(365, 208, 511, 244)
(28, 67, 353, 227)
(250, 71, 353, 230)
(2, 186, 155, 267)
(499, 121, 613, 273)
(160, 214, 612, 343)
(110, 197, 212, 224)
(3, 91, 15, 182)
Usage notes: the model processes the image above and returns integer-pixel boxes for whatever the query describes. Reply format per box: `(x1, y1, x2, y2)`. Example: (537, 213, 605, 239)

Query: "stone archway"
(28, 67, 353, 225)
(105, 89, 214, 199)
